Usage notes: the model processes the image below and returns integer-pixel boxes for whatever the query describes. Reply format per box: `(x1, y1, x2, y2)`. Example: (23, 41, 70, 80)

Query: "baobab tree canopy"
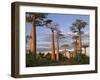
(72, 35, 79, 40)
(82, 44, 89, 48)
(45, 19, 60, 31)
(70, 19, 88, 33)
(61, 44, 69, 49)
(26, 12, 48, 26)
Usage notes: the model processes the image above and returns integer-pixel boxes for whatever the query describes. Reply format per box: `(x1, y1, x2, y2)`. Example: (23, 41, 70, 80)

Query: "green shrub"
(26, 53, 36, 67)
(72, 54, 89, 64)
(26, 52, 89, 67)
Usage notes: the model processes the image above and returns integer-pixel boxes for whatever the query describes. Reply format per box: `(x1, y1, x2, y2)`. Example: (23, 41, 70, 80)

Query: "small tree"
(61, 44, 69, 57)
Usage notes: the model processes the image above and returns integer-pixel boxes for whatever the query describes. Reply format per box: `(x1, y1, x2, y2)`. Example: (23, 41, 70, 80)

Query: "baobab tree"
(55, 28, 60, 62)
(45, 20, 59, 61)
(55, 31, 65, 62)
(26, 13, 48, 60)
(70, 19, 88, 54)
(45, 20, 64, 62)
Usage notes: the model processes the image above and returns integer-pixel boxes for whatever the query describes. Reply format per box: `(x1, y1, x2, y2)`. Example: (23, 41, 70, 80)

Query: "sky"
(26, 13, 90, 53)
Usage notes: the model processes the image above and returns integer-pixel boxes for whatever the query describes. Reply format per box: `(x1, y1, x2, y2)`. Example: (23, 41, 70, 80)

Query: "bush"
(26, 53, 36, 67)
(45, 52, 51, 61)
(72, 54, 89, 64)
(80, 54, 89, 64)
(59, 53, 67, 61)
(26, 52, 89, 67)
(26, 52, 54, 67)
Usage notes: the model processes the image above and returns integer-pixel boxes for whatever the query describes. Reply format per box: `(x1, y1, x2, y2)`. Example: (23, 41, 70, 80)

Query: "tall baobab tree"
(55, 30, 65, 62)
(55, 31, 59, 62)
(26, 13, 48, 60)
(70, 19, 88, 54)
(51, 24, 64, 62)
(56, 32, 65, 62)
(55, 29, 60, 62)
(45, 20, 59, 61)
(82, 44, 89, 56)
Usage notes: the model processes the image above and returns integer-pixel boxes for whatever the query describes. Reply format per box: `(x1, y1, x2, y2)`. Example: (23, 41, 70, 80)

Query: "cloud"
(37, 42, 51, 47)
(37, 48, 51, 52)
(27, 30, 89, 51)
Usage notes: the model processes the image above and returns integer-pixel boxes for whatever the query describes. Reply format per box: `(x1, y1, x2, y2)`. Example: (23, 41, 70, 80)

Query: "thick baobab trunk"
(56, 32, 59, 62)
(51, 30, 55, 61)
(74, 41, 77, 57)
(76, 32, 82, 62)
(78, 32, 82, 54)
(73, 38, 78, 57)
(30, 15, 36, 60)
